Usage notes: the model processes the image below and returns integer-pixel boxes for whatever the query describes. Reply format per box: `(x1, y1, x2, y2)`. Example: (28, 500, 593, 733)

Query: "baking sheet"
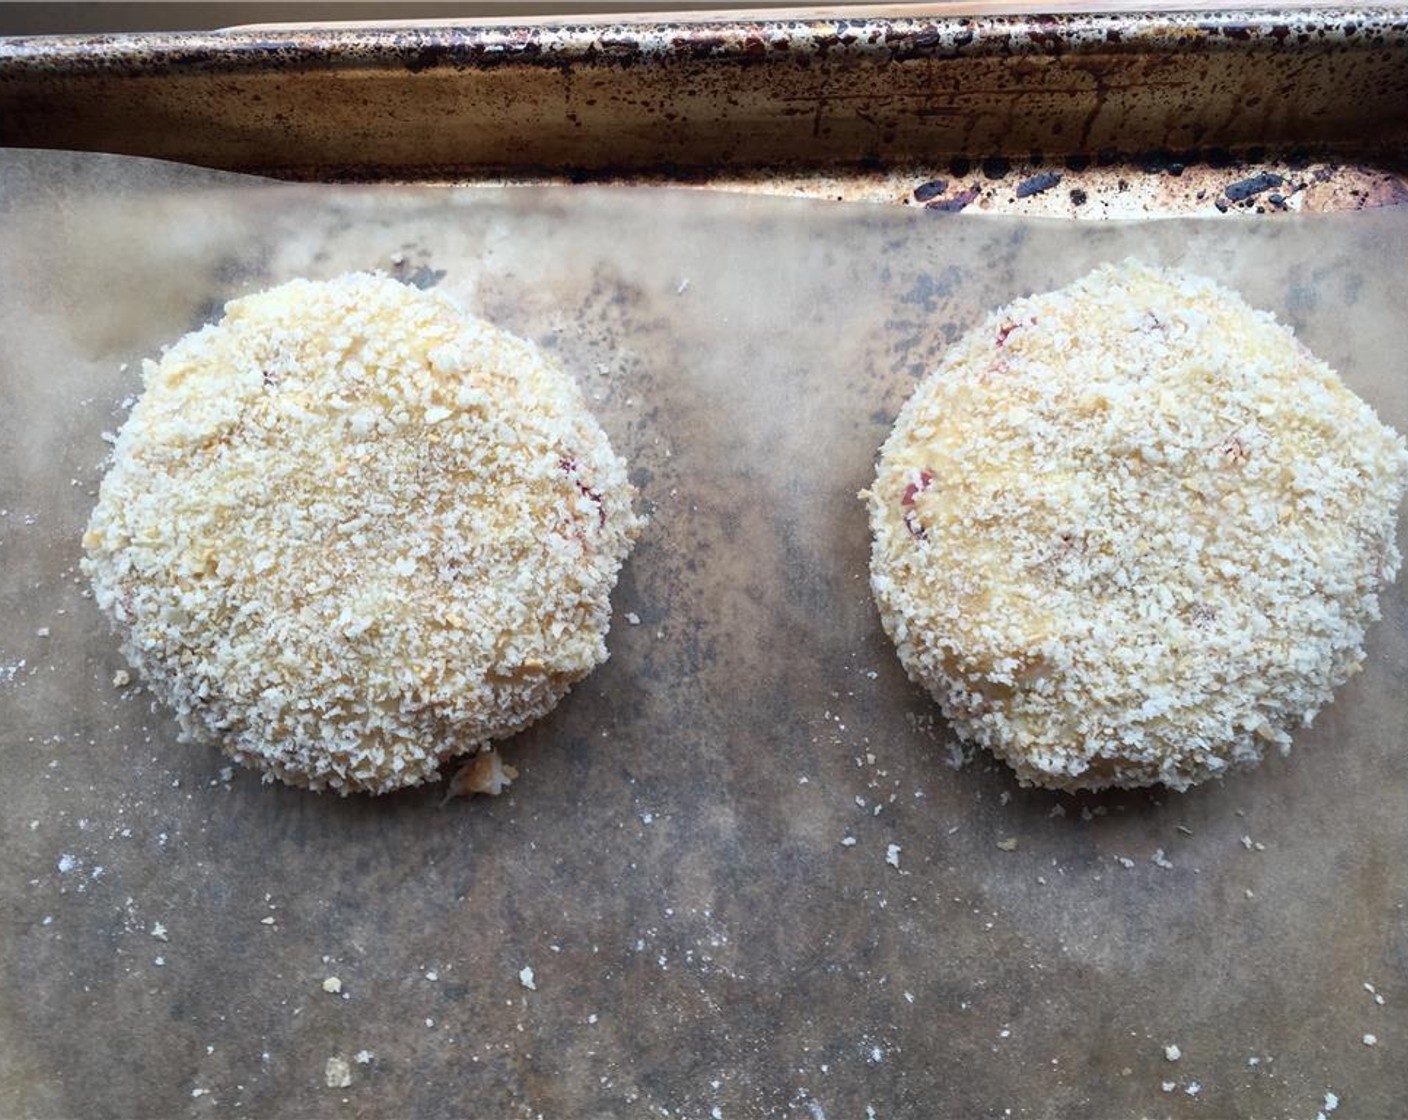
(1, 148, 1405, 1119)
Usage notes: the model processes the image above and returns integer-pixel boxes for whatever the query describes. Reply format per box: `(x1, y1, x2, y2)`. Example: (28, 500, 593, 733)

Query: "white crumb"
(324, 1057, 352, 1089)
(519, 966, 536, 991)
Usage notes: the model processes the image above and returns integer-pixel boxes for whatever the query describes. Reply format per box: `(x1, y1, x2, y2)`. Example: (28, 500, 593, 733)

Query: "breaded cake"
(83, 273, 641, 794)
(866, 262, 1407, 791)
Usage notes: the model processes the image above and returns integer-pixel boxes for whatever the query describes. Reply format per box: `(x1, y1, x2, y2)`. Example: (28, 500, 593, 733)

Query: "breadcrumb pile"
(83, 273, 640, 794)
(866, 261, 1408, 791)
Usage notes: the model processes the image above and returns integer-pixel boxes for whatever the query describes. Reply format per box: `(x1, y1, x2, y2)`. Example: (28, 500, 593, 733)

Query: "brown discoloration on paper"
(0, 152, 1405, 1118)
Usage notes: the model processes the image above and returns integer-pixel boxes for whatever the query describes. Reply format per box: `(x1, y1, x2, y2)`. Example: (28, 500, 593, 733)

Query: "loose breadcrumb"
(443, 750, 518, 802)
(866, 262, 1408, 791)
(324, 1057, 352, 1089)
(82, 274, 640, 794)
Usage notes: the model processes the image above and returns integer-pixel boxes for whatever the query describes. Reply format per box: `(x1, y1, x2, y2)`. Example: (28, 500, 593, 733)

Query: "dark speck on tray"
(1015, 171, 1062, 199)
(1136, 150, 1172, 174)
(912, 179, 949, 202)
(926, 186, 980, 213)
(1224, 172, 1286, 202)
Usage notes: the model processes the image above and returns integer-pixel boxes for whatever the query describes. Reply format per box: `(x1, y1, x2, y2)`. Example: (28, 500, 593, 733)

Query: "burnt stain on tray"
(911, 179, 948, 202)
(1224, 172, 1287, 202)
(1014, 171, 1062, 199)
(925, 186, 980, 213)
(895, 147, 1408, 219)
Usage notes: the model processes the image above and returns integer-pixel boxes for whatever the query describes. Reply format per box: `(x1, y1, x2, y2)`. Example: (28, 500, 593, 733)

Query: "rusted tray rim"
(2, 7, 1405, 75)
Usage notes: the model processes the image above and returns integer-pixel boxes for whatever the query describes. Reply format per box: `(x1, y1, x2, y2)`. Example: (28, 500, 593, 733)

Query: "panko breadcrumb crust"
(866, 262, 1408, 792)
(83, 273, 640, 794)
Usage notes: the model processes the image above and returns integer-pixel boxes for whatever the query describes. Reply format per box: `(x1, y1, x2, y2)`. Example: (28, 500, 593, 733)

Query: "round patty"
(83, 273, 640, 794)
(866, 262, 1407, 791)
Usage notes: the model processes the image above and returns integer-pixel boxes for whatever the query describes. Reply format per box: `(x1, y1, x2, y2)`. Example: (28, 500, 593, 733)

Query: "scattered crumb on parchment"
(444, 750, 518, 801)
(324, 1057, 352, 1089)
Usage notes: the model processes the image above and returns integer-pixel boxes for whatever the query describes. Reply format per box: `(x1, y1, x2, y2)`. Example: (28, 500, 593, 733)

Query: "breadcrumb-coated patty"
(83, 273, 641, 794)
(866, 262, 1408, 792)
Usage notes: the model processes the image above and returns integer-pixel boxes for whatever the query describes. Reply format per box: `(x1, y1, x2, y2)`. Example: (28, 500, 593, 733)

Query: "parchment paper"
(2, 149, 1405, 1120)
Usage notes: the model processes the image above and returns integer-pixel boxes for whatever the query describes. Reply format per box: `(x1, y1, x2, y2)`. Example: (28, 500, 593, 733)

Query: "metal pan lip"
(2, 6, 1405, 75)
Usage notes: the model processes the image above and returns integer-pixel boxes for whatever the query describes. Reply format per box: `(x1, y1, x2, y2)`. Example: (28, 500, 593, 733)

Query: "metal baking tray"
(2, 4, 1407, 216)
